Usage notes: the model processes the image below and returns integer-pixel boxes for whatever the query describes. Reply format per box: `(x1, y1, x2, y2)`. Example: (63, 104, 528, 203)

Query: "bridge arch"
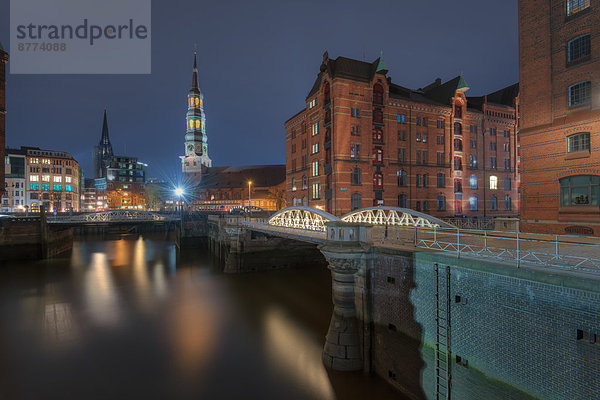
(82, 210, 169, 222)
(267, 206, 339, 232)
(341, 206, 454, 228)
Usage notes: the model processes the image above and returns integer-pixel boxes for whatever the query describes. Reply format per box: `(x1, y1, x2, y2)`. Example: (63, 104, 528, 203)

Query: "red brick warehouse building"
(285, 52, 520, 218)
(0, 43, 8, 197)
(519, 0, 600, 235)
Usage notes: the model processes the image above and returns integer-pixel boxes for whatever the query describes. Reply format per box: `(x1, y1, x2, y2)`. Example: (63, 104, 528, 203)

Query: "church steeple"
(181, 50, 211, 182)
(93, 108, 114, 178)
(100, 108, 112, 149)
(191, 51, 199, 90)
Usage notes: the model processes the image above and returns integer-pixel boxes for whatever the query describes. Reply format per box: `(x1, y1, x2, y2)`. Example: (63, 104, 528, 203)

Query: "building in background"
(518, 0, 599, 235)
(191, 165, 285, 211)
(91, 111, 149, 210)
(285, 52, 519, 218)
(180, 52, 211, 185)
(2, 146, 81, 212)
(92, 109, 114, 179)
(0, 43, 8, 198)
(1, 152, 25, 212)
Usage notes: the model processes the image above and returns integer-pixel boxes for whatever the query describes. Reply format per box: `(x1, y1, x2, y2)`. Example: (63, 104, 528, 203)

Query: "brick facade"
(285, 52, 519, 218)
(0, 45, 8, 196)
(519, 0, 600, 235)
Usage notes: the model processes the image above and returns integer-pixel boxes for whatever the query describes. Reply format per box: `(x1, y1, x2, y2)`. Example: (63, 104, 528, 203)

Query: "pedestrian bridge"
(241, 206, 454, 243)
(238, 206, 600, 274)
(46, 210, 180, 225)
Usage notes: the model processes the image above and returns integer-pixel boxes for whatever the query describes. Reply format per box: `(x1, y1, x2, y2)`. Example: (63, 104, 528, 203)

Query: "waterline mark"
(10, 0, 151, 74)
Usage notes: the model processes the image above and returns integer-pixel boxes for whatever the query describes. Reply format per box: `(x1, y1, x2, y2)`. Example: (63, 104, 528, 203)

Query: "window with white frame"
(490, 175, 498, 190)
(569, 81, 591, 107)
(567, 132, 590, 152)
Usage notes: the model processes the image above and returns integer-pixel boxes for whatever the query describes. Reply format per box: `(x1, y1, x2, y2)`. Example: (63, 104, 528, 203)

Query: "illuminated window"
(311, 183, 321, 199)
(312, 161, 320, 177)
(42, 159, 51, 165)
(53, 184, 62, 191)
(469, 196, 478, 211)
(30, 184, 39, 191)
(470, 175, 477, 189)
(54, 176, 62, 183)
(42, 184, 50, 191)
(373, 173, 383, 189)
(567, 0, 590, 16)
(65, 185, 73, 192)
(30, 175, 39, 182)
(195, 120, 201, 129)
(65, 176, 72, 183)
(30, 158, 39, 164)
(195, 97, 199, 106)
(490, 176, 498, 190)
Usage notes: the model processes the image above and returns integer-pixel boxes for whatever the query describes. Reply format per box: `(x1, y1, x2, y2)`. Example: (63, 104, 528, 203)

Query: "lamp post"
(248, 181, 252, 208)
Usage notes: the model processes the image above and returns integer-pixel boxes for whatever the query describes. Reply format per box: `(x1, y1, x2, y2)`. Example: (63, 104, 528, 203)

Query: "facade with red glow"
(285, 52, 520, 218)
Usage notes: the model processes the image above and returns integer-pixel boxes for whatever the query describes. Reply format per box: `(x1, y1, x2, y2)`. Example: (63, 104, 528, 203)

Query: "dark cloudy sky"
(0, 0, 518, 180)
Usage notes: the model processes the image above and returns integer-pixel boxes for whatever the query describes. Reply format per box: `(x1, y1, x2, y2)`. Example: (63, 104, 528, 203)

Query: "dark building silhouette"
(92, 109, 114, 178)
(0, 42, 8, 195)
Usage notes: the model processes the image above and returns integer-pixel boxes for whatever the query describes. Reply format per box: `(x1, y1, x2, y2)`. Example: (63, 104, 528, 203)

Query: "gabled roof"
(196, 165, 285, 190)
(422, 76, 468, 105)
(307, 55, 387, 98)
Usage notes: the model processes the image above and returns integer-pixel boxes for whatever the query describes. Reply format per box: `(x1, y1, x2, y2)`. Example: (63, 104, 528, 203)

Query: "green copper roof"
(457, 76, 469, 91)
(376, 56, 388, 74)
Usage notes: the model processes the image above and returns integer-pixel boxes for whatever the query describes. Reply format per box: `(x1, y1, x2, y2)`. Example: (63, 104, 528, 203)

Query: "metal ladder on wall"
(434, 264, 452, 400)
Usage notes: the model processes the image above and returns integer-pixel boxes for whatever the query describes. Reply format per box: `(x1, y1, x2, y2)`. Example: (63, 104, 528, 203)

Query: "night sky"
(0, 0, 518, 180)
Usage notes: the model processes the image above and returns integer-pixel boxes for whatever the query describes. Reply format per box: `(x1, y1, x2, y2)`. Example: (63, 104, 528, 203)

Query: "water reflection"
(264, 307, 335, 399)
(84, 252, 121, 327)
(0, 235, 399, 400)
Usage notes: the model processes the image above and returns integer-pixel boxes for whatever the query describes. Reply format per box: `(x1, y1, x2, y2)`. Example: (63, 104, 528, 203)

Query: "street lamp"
(247, 181, 252, 208)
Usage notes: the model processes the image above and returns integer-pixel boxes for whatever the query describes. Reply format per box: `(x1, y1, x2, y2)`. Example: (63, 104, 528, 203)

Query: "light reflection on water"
(0, 235, 400, 400)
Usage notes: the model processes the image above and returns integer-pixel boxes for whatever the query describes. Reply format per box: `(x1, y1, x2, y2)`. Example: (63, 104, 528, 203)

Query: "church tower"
(93, 109, 114, 178)
(181, 51, 211, 183)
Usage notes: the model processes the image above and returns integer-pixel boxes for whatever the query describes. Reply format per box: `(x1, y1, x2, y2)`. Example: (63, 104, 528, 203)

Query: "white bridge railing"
(373, 225, 600, 274)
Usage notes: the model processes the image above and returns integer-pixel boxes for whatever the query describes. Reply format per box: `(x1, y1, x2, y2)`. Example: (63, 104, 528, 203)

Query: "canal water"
(0, 234, 403, 400)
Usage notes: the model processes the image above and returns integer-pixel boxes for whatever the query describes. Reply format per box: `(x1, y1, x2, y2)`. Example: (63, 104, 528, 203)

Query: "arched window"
(454, 178, 462, 193)
(491, 195, 498, 211)
(351, 193, 362, 210)
(373, 148, 383, 164)
(373, 83, 384, 105)
(325, 109, 331, 125)
(291, 177, 297, 191)
(398, 170, 408, 187)
(195, 97, 200, 106)
(373, 109, 383, 124)
(195, 120, 201, 129)
(455, 102, 463, 119)
(469, 196, 478, 211)
(454, 138, 463, 151)
(302, 175, 308, 190)
(470, 175, 477, 189)
(351, 167, 362, 185)
(373, 173, 383, 189)
(560, 175, 600, 206)
(454, 122, 462, 136)
(490, 175, 498, 190)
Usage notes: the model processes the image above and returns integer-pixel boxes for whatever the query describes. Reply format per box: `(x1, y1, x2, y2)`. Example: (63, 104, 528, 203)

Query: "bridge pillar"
(320, 222, 373, 372)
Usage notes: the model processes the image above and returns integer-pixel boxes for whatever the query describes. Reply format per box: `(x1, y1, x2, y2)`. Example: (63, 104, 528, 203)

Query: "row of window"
(29, 184, 75, 192)
(29, 175, 73, 183)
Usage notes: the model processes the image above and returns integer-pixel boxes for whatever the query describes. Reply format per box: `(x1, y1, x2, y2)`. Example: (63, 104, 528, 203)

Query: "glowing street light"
(175, 187, 184, 197)
(247, 181, 253, 208)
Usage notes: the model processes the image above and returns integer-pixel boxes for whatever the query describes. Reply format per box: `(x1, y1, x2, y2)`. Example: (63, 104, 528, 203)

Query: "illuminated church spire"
(181, 50, 211, 182)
